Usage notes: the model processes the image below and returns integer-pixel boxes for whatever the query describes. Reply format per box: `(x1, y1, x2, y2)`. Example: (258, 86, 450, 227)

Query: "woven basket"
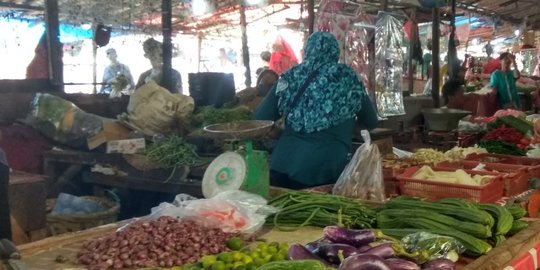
(46, 196, 120, 236)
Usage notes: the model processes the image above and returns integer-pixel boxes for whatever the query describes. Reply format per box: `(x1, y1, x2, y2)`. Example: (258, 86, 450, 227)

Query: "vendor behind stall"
(443, 79, 498, 116)
(253, 32, 378, 189)
(136, 38, 182, 94)
(490, 52, 521, 109)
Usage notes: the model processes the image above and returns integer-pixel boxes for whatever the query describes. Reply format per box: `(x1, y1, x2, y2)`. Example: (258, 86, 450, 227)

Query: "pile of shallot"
(76, 216, 236, 270)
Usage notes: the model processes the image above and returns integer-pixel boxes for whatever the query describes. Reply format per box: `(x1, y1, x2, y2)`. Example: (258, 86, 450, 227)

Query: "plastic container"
(396, 166, 504, 203)
(435, 160, 529, 197)
(465, 153, 540, 179)
(383, 167, 404, 197)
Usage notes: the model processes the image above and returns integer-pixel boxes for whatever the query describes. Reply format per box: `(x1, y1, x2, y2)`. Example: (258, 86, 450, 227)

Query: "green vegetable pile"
(191, 106, 252, 128)
(144, 135, 200, 168)
(267, 191, 377, 231)
(378, 197, 528, 257)
(477, 141, 526, 156)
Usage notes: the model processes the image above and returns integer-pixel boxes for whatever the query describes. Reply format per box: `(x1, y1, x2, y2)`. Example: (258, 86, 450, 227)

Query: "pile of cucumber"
(377, 197, 528, 257)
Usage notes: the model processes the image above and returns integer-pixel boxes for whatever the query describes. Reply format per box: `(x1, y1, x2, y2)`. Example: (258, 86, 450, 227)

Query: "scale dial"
(202, 152, 247, 198)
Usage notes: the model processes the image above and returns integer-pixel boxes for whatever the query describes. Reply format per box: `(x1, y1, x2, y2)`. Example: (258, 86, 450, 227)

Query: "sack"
(146, 190, 277, 233)
(119, 81, 194, 136)
(332, 130, 385, 201)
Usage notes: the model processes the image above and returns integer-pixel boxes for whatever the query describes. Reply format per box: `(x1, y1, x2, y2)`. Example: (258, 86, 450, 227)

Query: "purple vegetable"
(385, 258, 421, 270)
(422, 258, 455, 270)
(339, 254, 391, 270)
(357, 245, 372, 253)
(324, 226, 376, 247)
(316, 243, 359, 264)
(288, 244, 334, 267)
(364, 243, 395, 259)
(305, 238, 332, 253)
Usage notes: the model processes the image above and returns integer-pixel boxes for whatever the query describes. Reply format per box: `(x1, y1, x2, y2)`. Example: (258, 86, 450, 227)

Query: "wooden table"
(43, 150, 211, 198)
(15, 220, 540, 270)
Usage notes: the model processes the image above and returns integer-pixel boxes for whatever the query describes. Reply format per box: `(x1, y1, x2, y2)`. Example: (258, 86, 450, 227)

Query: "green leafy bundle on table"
(191, 106, 252, 128)
(143, 135, 200, 168)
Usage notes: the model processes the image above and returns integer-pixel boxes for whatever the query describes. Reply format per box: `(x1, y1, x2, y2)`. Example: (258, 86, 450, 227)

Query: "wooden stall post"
(407, 10, 417, 94)
(162, 0, 173, 92)
(197, 33, 203, 72)
(431, 8, 440, 108)
(92, 24, 97, 94)
(307, 0, 315, 35)
(44, 0, 63, 91)
(240, 2, 251, 87)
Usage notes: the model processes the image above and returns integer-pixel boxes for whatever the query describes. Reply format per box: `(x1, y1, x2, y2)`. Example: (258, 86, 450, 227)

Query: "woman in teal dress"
(490, 52, 521, 109)
(253, 32, 378, 189)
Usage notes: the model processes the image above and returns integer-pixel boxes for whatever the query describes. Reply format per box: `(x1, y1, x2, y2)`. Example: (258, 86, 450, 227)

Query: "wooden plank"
(162, 0, 174, 92)
(240, 3, 252, 87)
(307, 0, 315, 35)
(44, 0, 63, 91)
(0, 2, 43, 10)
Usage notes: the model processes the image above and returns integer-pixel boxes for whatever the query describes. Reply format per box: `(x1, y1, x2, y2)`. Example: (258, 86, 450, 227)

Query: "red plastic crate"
(465, 153, 540, 182)
(435, 160, 529, 197)
(383, 167, 404, 197)
(396, 166, 504, 203)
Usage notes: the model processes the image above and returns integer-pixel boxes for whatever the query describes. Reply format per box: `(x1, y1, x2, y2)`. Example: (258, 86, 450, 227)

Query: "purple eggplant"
(357, 245, 372, 253)
(324, 226, 376, 247)
(422, 258, 455, 270)
(385, 258, 421, 270)
(339, 254, 391, 270)
(316, 243, 359, 264)
(305, 238, 332, 253)
(363, 243, 395, 259)
(288, 244, 334, 267)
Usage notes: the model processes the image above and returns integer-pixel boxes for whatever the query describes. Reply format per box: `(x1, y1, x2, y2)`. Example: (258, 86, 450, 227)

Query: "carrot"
(527, 190, 540, 218)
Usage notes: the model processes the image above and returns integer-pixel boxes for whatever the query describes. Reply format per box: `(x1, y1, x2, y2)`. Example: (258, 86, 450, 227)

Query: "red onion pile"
(76, 216, 236, 270)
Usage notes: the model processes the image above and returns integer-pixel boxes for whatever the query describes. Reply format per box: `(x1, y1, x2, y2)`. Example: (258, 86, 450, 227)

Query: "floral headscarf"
(275, 32, 366, 133)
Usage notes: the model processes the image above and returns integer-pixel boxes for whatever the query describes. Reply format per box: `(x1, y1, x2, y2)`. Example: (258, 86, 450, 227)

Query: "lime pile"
(179, 238, 289, 270)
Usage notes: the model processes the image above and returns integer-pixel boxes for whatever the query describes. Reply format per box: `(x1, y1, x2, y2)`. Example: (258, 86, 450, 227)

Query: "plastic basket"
(396, 166, 504, 202)
(465, 153, 540, 180)
(46, 196, 120, 236)
(436, 160, 530, 197)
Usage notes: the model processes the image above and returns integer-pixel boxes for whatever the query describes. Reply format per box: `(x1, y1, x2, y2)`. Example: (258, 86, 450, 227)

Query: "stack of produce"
(288, 226, 457, 270)
(191, 106, 251, 128)
(180, 241, 291, 270)
(76, 216, 238, 270)
(267, 192, 377, 230)
(377, 197, 529, 257)
(411, 147, 488, 165)
(479, 115, 534, 156)
(410, 166, 494, 186)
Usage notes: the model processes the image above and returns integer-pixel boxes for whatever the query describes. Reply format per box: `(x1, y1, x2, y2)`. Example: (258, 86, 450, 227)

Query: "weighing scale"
(202, 120, 274, 198)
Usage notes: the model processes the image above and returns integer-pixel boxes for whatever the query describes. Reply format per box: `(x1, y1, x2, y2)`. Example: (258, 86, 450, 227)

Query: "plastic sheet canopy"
(375, 12, 406, 117)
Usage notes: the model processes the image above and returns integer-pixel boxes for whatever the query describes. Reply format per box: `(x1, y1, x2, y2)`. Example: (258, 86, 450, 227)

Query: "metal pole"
(44, 0, 63, 91)
(197, 33, 202, 72)
(162, 0, 173, 92)
(92, 23, 97, 94)
(240, 2, 251, 87)
(407, 10, 416, 94)
(432, 8, 440, 108)
(307, 0, 315, 35)
(382, 0, 389, 11)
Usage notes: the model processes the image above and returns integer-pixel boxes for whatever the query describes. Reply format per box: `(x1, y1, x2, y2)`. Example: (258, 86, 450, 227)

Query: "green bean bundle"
(267, 191, 377, 231)
(144, 135, 200, 168)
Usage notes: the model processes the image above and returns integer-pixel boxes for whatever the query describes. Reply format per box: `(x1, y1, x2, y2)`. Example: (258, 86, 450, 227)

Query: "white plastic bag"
(333, 130, 385, 202)
(147, 190, 277, 234)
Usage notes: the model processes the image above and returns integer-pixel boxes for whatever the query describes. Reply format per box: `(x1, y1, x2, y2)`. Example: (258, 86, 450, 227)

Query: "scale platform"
(201, 120, 273, 198)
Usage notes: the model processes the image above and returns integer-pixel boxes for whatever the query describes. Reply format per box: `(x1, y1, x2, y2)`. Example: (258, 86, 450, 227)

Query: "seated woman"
(442, 80, 498, 116)
(253, 32, 378, 189)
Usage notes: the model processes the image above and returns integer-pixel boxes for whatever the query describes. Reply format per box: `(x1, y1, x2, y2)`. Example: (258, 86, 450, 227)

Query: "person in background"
(269, 35, 299, 75)
(136, 38, 182, 94)
(490, 52, 521, 109)
(253, 32, 378, 189)
(483, 42, 500, 75)
(443, 79, 498, 116)
(26, 33, 49, 79)
(100, 48, 135, 94)
(256, 51, 272, 76)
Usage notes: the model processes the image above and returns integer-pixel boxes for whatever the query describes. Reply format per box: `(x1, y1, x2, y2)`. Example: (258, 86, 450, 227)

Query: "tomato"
(520, 138, 531, 146)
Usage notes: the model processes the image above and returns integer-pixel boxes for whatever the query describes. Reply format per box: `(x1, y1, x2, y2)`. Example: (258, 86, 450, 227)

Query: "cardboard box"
(87, 121, 132, 150)
(106, 138, 146, 154)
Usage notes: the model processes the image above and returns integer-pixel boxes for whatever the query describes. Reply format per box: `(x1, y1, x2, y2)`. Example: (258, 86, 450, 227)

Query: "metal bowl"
(422, 108, 472, 131)
(203, 120, 275, 140)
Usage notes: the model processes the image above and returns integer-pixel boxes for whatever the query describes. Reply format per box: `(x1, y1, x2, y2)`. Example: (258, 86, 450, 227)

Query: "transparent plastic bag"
(24, 93, 106, 148)
(332, 130, 385, 201)
(402, 232, 466, 263)
(147, 190, 277, 234)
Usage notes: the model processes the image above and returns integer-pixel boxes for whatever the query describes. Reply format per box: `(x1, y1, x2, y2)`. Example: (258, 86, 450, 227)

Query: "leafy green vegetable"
(191, 106, 251, 128)
(477, 140, 525, 156)
(143, 135, 200, 169)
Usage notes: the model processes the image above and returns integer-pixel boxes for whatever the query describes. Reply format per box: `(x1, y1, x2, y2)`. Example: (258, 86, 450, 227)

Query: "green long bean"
(267, 191, 376, 231)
